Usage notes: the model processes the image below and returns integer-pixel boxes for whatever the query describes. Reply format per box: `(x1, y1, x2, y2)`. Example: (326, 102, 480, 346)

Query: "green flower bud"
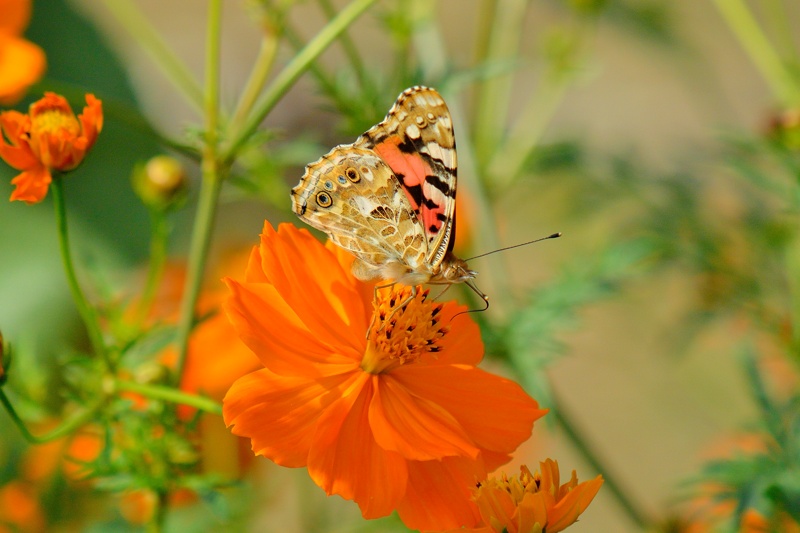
(132, 155, 188, 211)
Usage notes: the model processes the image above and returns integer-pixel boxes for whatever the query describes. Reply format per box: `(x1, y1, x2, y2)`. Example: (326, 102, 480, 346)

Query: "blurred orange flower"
(0, 0, 46, 105)
(0, 92, 103, 204)
(222, 222, 547, 531)
(462, 460, 603, 533)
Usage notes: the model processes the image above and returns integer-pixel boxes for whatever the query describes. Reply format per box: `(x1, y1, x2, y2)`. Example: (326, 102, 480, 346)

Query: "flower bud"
(132, 155, 188, 211)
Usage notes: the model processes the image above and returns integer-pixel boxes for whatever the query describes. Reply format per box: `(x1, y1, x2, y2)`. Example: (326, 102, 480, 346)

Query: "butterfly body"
(291, 86, 479, 294)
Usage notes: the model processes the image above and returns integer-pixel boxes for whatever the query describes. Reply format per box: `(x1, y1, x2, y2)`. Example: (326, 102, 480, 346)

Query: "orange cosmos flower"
(466, 460, 603, 533)
(223, 222, 547, 531)
(0, 0, 46, 105)
(0, 92, 103, 204)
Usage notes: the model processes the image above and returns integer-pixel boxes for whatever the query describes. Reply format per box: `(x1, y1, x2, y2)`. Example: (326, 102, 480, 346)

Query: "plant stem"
(100, 0, 205, 113)
(550, 387, 651, 530)
(114, 379, 222, 415)
(173, 0, 223, 384)
(472, 0, 529, 167)
(51, 178, 109, 366)
(135, 209, 170, 327)
(712, 0, 800, 106)
(229, 7, 286, 130)
(0, 389, 104, 444)
(316, 0, 374, 93)
(223, 0, 380, 164)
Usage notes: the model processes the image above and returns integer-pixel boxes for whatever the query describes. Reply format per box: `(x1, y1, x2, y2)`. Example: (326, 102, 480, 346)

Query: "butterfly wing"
(355, 86, 458, 270)
(291, 146, 430, 282)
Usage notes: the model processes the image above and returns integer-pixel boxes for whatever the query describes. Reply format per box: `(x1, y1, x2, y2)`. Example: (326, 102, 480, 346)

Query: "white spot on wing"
(406, 123, 421, 139)
(351, 195, 379, 217)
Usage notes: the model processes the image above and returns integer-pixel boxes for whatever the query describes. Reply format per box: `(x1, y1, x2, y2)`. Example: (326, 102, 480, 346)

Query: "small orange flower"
(0, 92, 103, 204)
(466, 460, 603, 533)
(223, 222, 547, 531)
(0, 0, 46, 105)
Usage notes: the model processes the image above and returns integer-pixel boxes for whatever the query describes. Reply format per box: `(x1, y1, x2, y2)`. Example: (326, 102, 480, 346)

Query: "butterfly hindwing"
(291, 146, 429, 281)
(355, 86, 458, 269)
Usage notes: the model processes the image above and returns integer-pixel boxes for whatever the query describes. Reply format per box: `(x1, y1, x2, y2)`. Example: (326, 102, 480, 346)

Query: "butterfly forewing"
(292, 86, 470, 289)
(355, 87, 458, 269)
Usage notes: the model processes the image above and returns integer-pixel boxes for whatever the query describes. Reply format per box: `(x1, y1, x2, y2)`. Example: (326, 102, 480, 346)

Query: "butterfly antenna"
(465, 232, 562, 262)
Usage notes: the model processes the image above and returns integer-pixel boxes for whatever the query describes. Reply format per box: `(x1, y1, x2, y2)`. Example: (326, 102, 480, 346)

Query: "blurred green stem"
(230, 28, 281, 135)
(550, 387, 651, 530)
(223, 0, 380, 164)
(712, 0, 800, 106)
(317, 0, 374, 94)
(174, 0, 223, 384)
(114, 379, 222, 415)
(764, 0, 799, 66)
(486, 73, 572, 188)
(100, 0, 205, 113)
(0, 389, 104, 444)
(134, 209, 169, 327)
(473, 0, 528, 166)
(51, 178, 109, 366)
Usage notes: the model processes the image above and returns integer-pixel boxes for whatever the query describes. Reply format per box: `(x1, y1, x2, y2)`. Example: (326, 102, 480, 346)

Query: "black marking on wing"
(425, 174, 454, 197)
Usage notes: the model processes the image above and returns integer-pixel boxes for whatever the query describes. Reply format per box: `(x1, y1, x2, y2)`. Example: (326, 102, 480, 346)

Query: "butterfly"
(291, 86, 485, 302)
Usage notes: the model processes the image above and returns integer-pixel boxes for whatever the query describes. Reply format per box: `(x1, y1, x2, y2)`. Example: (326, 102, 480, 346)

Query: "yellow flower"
(0, 92, 103, 203)
(0, 0, 46, 105)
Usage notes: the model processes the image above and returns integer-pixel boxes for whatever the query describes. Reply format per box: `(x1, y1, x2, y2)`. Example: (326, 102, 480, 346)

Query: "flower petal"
(78, 93, 103, 148)
(425, 301, 484, 366)
(396, 457, 484, 531)
(369, 373, 480, 461)
(392, 365, 547, 457)
(223, 368, 356, 467)
(0, 35, 45, 105)
(546, 475, 603, 533)
(0, 110, 38, 170)
(224, 277, 360, 376)
(9, 164, 51, 204)
(258, 223, 369, 352)
(308, 374, 408, 519)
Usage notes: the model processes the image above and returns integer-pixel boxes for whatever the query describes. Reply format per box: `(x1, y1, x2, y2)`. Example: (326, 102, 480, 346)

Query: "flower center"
(361, 285, 449, 374)
(31, 109, 80, 139)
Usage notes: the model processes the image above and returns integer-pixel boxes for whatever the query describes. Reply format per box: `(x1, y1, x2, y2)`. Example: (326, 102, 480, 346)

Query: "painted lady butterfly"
(291, 86, 484, 300)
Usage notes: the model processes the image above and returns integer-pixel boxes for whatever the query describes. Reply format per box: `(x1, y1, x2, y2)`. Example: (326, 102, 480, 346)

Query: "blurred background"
(1, 0, 799, 531)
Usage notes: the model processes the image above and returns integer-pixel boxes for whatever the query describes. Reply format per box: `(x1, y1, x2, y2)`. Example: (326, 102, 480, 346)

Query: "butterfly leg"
(367, 282, 418, 338)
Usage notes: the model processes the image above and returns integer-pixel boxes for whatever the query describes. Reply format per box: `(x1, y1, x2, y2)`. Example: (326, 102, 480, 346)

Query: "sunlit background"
(1, 1, 799, 531)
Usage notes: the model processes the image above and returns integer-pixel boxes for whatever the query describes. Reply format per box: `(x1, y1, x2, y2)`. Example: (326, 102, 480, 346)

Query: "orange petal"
(0, 110, 38, 170)
(223, 278, 360, 376)
(78, 93, 103, 148)
(258, 223, 369, 352)
(243, 245, 268, 283)
(223, 368, 356, 467)
(391, 365, 547, 456)
(369, 373, 480, 461)
(397, 456, 485, 531)
(518, 492, 549, 533)
(423, 300, 484, 366)
(546, 475, 603, 533)
(475, 480, 518, 531)
(0, 35, 45, 105)
(307, 374, 408, 519)
(0, 0, 32, 35)
(9, 164, 51, 204)
(180, 310, 261, 400)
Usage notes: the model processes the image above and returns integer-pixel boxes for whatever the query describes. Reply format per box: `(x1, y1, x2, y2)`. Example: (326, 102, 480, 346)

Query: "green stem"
(472, 0, 529, 167)
(114, 379, 222, 415)
(0, 389, 104, 444)
(712, 0, 800, 106)
(134, 209, 170, 326)
(174, 0, 223, 383)
(100, 0, 205, 113)
(223, 0, 380, 164)
(51, 178, 108, 366)
(317, 0, 374, 93)
(550, 388, 651, 530)
(485, 74, 572, 188)
(229, 32, 280, 134)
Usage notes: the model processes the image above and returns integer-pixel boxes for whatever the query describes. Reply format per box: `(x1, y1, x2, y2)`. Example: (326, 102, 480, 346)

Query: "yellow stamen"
(361, 286, 449, 374)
